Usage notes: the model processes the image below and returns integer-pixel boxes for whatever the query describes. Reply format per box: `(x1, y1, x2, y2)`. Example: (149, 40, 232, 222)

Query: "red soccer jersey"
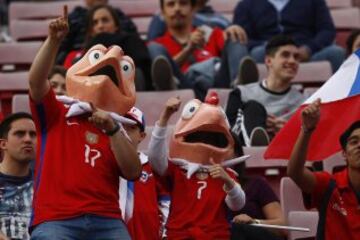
(153, 27, 225, 73)
(126, 153, 168, 240)
(30, 89, 122, 227)
(165, 161, 236, 240)
(310, 169, 360, 240)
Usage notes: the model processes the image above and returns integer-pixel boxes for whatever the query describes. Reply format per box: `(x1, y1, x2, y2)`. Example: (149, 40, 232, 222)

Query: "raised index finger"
(63, 5, 68, 20)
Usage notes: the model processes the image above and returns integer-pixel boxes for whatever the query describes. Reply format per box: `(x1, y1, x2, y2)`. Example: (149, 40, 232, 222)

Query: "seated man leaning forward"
(28, 6, 141, 240)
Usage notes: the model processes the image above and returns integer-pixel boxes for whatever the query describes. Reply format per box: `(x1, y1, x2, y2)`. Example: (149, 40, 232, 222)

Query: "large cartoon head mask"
(66, 44, 136, 115)
(169, 92, 234, 165)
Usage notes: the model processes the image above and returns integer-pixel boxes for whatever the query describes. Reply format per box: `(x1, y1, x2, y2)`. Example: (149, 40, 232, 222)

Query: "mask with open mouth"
(66, 44, 136, 115)
(169, 91, 234, 165)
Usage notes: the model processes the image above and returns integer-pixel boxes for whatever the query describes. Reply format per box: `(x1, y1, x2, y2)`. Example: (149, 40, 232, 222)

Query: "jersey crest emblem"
(196, 172, 208, 180)
(85, 131, 99, 144)
(140, 171, 152, 183)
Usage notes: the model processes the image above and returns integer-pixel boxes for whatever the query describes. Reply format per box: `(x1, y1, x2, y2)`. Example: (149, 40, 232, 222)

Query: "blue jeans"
(214, 40, 248, 87)
(250, 44, 346, 72)
(147, 41, 248, 89)
(30, 215, 131, 240)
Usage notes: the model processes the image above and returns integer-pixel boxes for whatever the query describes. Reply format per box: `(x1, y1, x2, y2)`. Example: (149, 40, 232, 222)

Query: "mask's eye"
(88, 50, 105, 65)
(120, 60, 134, 78)
(182, 100, 200, 120)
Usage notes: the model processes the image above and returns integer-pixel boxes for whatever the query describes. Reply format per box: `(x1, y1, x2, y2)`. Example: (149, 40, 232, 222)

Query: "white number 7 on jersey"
(197, 181, 207, 199)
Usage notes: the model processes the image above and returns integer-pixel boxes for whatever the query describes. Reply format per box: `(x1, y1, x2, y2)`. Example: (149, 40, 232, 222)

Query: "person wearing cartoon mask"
(148, 92, 246, 240)
(28, 6, 141, 240)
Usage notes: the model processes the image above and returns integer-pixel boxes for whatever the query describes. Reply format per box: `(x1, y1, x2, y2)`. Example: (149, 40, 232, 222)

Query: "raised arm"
(287, 99, 321, 194)
(29, 6, 69, 103)
(148, 97, 181, 175)
(88, 107, 141, 180)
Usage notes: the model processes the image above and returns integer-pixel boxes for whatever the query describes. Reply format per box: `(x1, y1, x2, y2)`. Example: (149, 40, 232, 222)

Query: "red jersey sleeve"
(309, 171, 332, 209)
(30, 88, 65, 131)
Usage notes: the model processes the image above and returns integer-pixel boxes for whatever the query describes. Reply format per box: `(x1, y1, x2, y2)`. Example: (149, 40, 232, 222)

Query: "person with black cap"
(287, 99, 360, 240)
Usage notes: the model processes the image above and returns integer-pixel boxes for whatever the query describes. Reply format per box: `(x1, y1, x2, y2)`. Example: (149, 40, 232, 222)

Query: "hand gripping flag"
(265, 49, 360, 161)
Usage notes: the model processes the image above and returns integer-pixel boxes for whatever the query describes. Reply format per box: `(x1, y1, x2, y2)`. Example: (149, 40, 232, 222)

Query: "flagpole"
(248, 223, 310, 232)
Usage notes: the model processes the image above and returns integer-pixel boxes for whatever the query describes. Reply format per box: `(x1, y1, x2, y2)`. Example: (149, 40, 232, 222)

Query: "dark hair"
(85, 4, 121, 46)
(0, 112, 33, 139)
(265, 34, 298, 57)
(346, 29, 360, 55)
(85, 32, 121, 51)
(48, 65, 66, 80)
(159, 0, 196, 9)
(339, 120, 360, 150)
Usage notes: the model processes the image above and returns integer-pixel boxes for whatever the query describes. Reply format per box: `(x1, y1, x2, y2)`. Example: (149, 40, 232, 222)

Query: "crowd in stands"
(0, 0, 360, 239)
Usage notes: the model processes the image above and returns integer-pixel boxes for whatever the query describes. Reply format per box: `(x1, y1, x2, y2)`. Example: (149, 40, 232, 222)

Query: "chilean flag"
(264, 49, 360, 161)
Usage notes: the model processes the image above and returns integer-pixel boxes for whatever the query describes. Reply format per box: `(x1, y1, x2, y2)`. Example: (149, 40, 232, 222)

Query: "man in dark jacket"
(233, 0, 345, 72)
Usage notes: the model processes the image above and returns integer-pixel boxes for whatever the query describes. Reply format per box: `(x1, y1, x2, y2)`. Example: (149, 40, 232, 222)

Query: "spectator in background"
(147, 0, 231, 40)
(233, 0, 346, 72)
(121, 107, 170, 240)
(64, 5, 152, 90)
(230, 139, 286, 240)
(346, 29, 360, 55)
(48, 65, 67, 96)
(226, 35, 305, 146)
(56, 0, 137, 65)
(149, 0, 248, 98)
(0, 112, 36, 240)
(287, 99, 360, 240)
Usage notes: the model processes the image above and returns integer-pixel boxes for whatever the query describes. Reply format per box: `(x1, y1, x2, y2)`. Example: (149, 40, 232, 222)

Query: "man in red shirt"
(288, 99, 360, 240)
(148, 0, 248, 95)
(120, 107, 170, 240)
(28, 7, 141, 240)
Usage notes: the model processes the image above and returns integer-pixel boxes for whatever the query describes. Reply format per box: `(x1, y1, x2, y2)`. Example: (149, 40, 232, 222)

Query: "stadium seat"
(280, 177, 306, 218)
(258, 61, 333, 87)
(209, 0, 239, 14)
(288, 211, 319, 240)
(242, 146, 288, 169)
(280, 176, 319, 240)
(9, 1, 82, 21)
(12, 94, 30, 114)
(136, 89, 195, 126)
(322, 152, 346, 173)
(0, 71, 29, 91)
(132, 17, 152, 36)
(326, 0, 352, 8)
(0, 71, 29, 116)
(0, 42, 42, 71)
(10, 19, 51, 41)
(243, 146, 288, 197)
(109, 0, 159, 17)
(331, 7, 360, 29)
